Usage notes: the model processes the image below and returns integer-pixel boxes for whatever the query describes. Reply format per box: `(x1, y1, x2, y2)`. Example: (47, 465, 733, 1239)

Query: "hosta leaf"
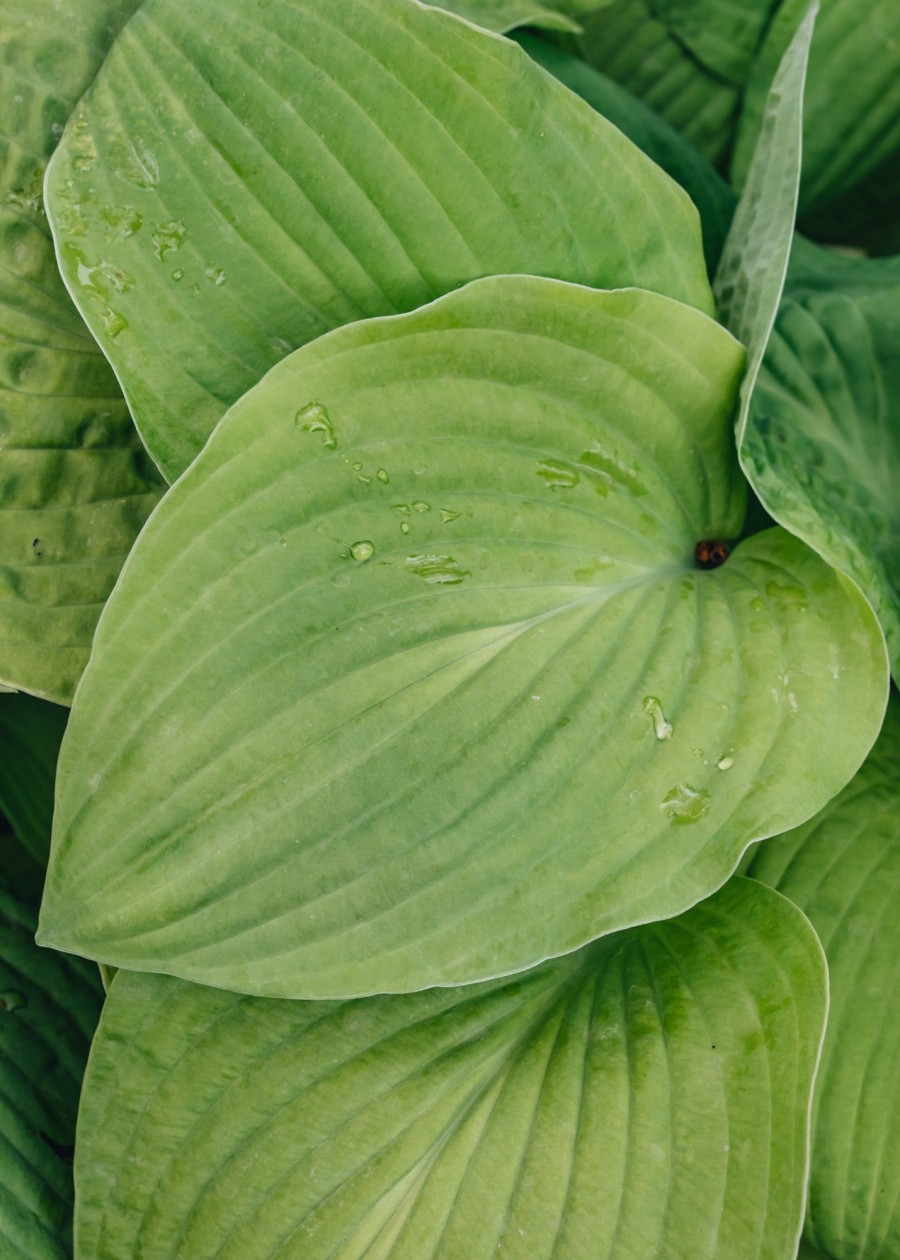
(516, 34, 736, 270)
(0, 692, 67, 865)
(74, 878, 826, 1260)
(37, 277, 887, 998)
(0, 0, 163, 703)
(642, 0, 773, 84)
(746, 694, 900, 1260)
(731, 0, 900, 248)
(0, 886, 103, 1259)
(577, 0, 741, 164)
(44, 0, 712, 482)
(745, 268, 900, 680)
(713, 1, 814, 445)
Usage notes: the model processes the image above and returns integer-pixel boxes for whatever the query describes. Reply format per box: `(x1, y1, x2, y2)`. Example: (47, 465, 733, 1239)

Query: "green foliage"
(0, 0, 897, 1254)
(747, 695, 900, 1259)
(75, 879, 825, 1259)
(0, 0, 162, 704)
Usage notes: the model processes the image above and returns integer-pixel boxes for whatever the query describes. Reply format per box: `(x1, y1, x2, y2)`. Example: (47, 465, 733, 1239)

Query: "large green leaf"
(577, 0, 741, 164)
(731, 0, 900, 249)
(0, 885, 103, 1259)
(713, 1, 813, 443)
(745, 265, 900, 681)
(74, 878, 826, 1260)
(45, 0, 712, 482)
(0, 0, 163, 703)
(38, 277, 887, 998)
(746, 694, 900, 1260)
(0, 693, 67, 866)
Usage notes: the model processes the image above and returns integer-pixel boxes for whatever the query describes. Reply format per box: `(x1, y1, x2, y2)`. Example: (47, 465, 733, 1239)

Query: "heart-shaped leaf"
(0, 884, 103, 1259)
(0, 692, 67, 866)
(0, 0, 163, 703)
(747, 694, 900, 1260)
(73, 878, 826, 1260)
(44, 0, 712, 481)
(744, 268, 900, 680)
(38, 277, 887, 998)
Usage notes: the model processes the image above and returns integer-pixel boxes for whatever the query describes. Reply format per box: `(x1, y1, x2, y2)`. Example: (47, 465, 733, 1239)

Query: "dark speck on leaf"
(695, 540, 730, 570)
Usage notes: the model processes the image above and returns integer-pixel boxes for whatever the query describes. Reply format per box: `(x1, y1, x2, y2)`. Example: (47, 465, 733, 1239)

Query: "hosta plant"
(0, 0, 896, 1257)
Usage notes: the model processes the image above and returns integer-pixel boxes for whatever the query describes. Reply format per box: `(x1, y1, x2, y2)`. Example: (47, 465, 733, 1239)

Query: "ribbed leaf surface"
(38, 277, 887, 998)
(578, 0, 740, 164)
(45, 0, 712, 481)
(0, 0, 163, 703)
(74, 879, 826, 1260)
(747, 695, 900, 1260)
(745, 271, 900, 680)
(0, 888, 102, 1258)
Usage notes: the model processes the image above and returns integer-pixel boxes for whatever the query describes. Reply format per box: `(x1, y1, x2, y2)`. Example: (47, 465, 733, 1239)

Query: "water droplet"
(405, 554, 470, 585)
(100, 206, 143, 241)
(151, 219, 186, 261)
(400, 521, 411, 535)
(352, 461, 363, 471)
(412, 501, 430, 514)
(579, 448, 648, 497)
(660, 783, 711, 826)
(766, 580, 807, 611)
(642, 695, 673, 740)
(123, 139, 159, 188)
(0, 991, 26, 1013)
(204, 264, 226, 286)
(357, 474, 372, 485)
(348, 541, 375, 562)
(537, 459, 579, 490)
(376, 469, 390, 484)
(531, 694, 541, 702)
(717, 753, 734, 771)
(440, 509, 460, 524)
(295, 402, 336, 448)
(392, 503, 412, 517)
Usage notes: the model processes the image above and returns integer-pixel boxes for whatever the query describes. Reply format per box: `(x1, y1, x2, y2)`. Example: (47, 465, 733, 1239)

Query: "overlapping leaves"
(0, 880, 103, 1258)
(73, 879, 826, 1260)
(38, 277, 886, 998)
(747, 694, 900, 1260)
(0, 0, 162, 703)
(45, 0, 712, 480)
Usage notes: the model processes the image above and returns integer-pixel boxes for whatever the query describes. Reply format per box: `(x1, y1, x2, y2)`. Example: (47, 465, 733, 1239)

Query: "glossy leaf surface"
(45, 0, 712, 481)
(0, 0, 162, 703)
(38, 277, 887, 998)
(0, 885, 102, 1258)
(747, 694, 900, 1260)
(74, 879, 826, 1260)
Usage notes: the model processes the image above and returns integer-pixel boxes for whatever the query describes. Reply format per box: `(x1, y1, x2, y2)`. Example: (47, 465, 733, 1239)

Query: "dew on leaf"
(412, 501, 430, 514)
(151, 220, 186, 261)
(348, 541, 375, 562)
(717, 752, 735, 771)
(537, 459, 579, 489)
(660, 783, 711, 825)
(204, 264, 226, 286)
(295, 402, 336, 448)
(376, 469, 390, 483)
(440, 509, 460, 524)
(579, 447, 648, 497)
(405, 554, 470, 585)
(642, 695, 673, 740)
